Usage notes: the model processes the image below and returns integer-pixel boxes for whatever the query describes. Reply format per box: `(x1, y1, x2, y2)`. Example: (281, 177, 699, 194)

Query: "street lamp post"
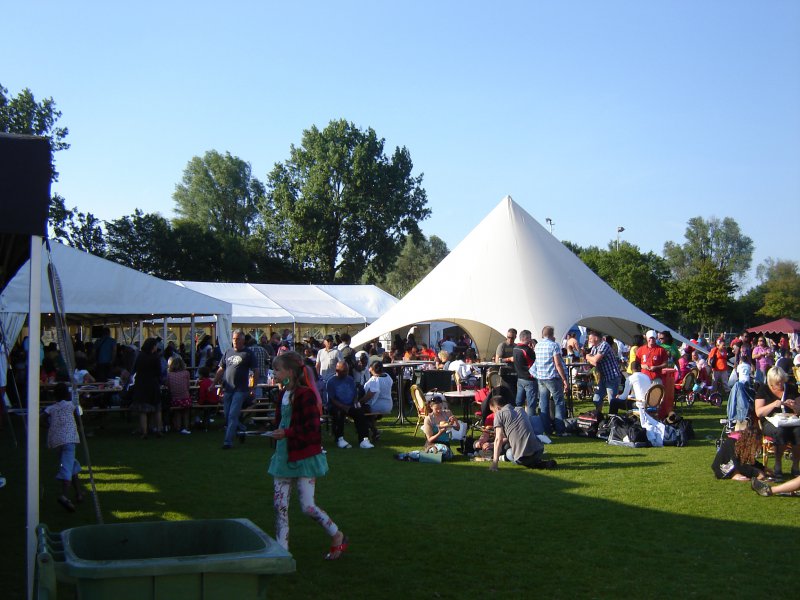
(616, 226, 625, 251)
(545, 218, 554, 234)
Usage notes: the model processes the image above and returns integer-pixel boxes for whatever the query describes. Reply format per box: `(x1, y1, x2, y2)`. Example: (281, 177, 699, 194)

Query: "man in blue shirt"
(532, 326, 569, 436)
(327, 361, 372, 449)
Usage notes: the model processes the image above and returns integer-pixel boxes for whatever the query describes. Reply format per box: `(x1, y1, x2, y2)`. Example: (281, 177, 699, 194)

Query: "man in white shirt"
(611, 360, 651, 414)
(316, 335, 342, 405)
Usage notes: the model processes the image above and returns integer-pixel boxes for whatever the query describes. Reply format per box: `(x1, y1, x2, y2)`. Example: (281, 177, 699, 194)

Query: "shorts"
(56, 443, 82, 481)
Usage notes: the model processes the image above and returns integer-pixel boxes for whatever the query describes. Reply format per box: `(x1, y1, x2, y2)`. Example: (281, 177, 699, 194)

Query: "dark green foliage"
(266, 119, 430, 282)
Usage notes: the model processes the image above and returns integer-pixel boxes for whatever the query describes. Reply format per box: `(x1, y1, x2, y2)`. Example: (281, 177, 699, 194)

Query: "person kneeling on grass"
(489, 395, 556, 472)
(44, 383, 84, 511)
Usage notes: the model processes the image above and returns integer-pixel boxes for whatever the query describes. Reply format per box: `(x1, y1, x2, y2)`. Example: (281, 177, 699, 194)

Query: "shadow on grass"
(2, 408, 798, 600)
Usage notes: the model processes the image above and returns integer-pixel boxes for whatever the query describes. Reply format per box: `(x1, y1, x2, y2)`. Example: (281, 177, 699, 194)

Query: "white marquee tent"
(352, 196, 684, 358)
(0, 241, 233, 348)
(170, 281, 398, 327)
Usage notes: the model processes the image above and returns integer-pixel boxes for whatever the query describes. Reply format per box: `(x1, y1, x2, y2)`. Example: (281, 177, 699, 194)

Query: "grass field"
(1, 400, 797, 599)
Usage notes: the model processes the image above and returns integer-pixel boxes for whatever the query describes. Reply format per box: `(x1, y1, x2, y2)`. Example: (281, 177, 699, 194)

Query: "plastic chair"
(486, 370, 502, 390)
(410, 384, 428, 437)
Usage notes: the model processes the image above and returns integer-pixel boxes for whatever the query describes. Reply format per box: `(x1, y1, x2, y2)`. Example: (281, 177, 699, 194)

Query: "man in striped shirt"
(585, 330, 622, 414)
(532, 326, 569, 436)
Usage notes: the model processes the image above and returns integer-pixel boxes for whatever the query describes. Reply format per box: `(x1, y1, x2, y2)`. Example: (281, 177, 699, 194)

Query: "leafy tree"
(47, 194, 106, 255)
(265, 119, 429, 282)
(666, 260, 734, 333)
(0, 83, 69, 180)
(173, 150, 264, 238)
(374, 234, 449, 297)
(579, 242, 670, 317)
(663, 216, 754, 288)
(105, 210, 172, 277)
(754, 259, 800, 319)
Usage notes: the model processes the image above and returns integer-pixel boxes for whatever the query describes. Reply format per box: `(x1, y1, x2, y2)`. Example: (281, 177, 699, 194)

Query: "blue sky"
(3, 1, 799, 289)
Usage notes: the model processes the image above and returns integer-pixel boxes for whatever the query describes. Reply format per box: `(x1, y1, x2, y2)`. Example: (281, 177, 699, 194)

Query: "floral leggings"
(273, 477, 338, 550)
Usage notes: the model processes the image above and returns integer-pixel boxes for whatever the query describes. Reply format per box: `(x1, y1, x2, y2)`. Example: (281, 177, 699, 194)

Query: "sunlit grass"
(2, 401, 798, 599)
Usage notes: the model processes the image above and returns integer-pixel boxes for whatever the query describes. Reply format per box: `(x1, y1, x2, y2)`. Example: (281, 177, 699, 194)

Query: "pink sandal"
(325, 534, 349, 560)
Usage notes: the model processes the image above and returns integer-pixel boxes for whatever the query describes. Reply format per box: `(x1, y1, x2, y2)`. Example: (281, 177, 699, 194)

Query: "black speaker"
(0, 133, 51, 236)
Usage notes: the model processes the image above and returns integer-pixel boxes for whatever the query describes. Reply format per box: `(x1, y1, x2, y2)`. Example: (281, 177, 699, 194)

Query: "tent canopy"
(171, 282, 397, 326)
(0, 241, 233, 346)
(747, 318, 800, 335)
(352, 196, 683, 358)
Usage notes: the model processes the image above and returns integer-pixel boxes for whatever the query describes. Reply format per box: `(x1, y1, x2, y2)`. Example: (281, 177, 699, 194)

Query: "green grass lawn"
(1, 401, 798, 599)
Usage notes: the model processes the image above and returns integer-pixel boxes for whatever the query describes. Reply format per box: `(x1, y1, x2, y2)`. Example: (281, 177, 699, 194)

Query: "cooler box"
(35, 519, 294, 600)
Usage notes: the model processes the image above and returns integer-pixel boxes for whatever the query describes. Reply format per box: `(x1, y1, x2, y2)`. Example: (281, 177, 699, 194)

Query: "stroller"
(686, 366, 722, 407)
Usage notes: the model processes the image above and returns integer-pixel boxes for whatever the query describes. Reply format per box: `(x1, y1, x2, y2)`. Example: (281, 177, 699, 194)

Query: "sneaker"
(222, 444, 232, 450)
(751, 477, 773, 497)
(337, 437, 352, 449)
(180, 429, 191, 435)
(359, 437, 375, 449)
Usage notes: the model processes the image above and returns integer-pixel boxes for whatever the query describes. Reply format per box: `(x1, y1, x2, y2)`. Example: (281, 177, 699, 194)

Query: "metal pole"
(26, 236, 42, 600)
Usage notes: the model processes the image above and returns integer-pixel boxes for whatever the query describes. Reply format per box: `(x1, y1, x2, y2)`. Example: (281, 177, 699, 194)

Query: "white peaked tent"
(352, 196, 682, 358)
(0, 241, 234, 348)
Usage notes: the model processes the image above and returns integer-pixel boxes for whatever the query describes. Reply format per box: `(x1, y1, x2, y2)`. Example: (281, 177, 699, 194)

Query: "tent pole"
(26, 235, 42, 600)
(190, 316, 196, 369)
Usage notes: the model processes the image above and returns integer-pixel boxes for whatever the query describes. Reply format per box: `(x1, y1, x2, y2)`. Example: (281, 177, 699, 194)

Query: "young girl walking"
(269, 351, 347, 560)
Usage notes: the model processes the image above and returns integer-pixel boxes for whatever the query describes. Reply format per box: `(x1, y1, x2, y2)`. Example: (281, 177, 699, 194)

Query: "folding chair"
(644, 384, 665, 416)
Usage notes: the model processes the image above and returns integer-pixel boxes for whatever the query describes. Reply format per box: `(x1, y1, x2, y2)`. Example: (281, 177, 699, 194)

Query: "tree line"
(2, 83, 798, 334)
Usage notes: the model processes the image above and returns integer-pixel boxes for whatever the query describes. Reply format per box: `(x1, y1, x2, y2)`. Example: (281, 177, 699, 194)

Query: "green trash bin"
(36, 519, 295, 600)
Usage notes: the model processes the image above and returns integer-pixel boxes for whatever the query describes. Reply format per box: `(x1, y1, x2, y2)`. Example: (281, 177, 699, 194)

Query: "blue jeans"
(222, 390, 248, 446)
(593, 375, 620, 413)
(516, 378, 539, 417)
(538, 377, 566, 435)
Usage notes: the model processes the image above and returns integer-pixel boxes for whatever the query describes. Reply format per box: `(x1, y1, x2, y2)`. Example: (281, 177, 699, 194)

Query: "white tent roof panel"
(352, 196, 682, 358)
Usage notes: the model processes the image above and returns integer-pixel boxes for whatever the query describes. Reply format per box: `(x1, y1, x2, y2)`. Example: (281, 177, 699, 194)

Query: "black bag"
(564, 417, 580, 434)
(577, 409, 601, 437)
(597, 416, 613, 440)
(607, 414, 650, 448)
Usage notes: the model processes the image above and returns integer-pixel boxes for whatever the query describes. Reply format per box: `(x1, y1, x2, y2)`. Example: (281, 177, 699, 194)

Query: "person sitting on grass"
(44, 382, 84, 511)
(422, 395, 461, 455)
(711, 417, 766, 481)
(489, 395, 556, 472)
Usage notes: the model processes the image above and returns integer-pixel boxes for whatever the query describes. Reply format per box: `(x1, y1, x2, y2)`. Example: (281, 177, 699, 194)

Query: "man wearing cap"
(585, 330, 621, 414)
(636, 330, 668, 383)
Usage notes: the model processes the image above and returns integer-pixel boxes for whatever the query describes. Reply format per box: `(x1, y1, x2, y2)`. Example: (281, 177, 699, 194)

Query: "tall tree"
(173, 150, 264, 238)
(105, 210, 172, 277)
(663, 216, 754, 288)
(666, 260, 734, 333)
(578, 242, 670, 317)
(755, 259, 800, 320)
(374, 234, 449, 297)
(265, 119, 429, 282)
(0, 83, 69, 180)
